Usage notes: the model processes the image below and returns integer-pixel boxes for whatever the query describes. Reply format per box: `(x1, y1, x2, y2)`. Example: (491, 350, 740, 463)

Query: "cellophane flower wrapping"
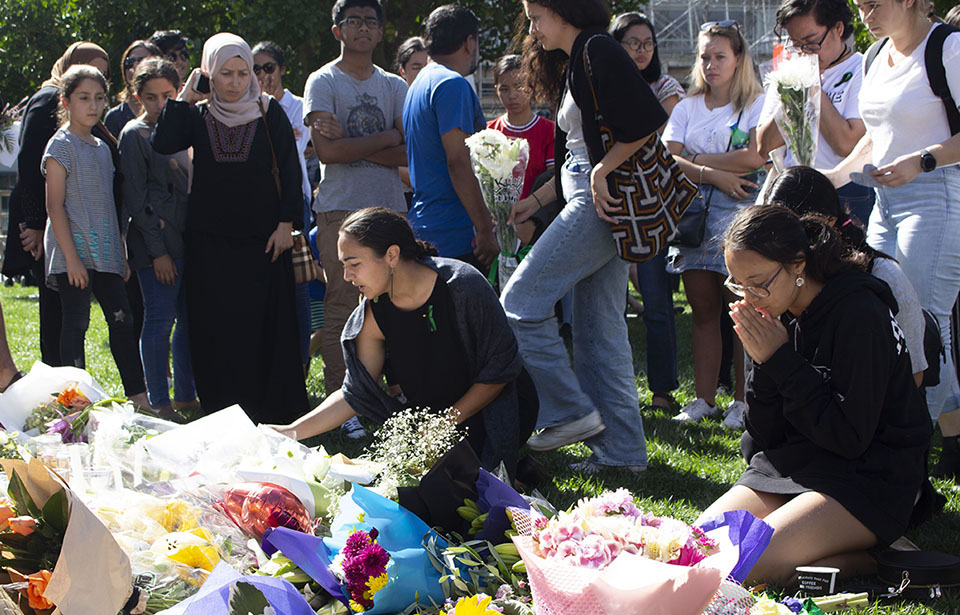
(508, 491, 771, 615)
(765, 51, 821, 167)
(464, 129, 529, 287)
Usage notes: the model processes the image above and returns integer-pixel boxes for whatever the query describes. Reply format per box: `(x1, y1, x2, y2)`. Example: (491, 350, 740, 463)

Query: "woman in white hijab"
(152, 32, 309, 424)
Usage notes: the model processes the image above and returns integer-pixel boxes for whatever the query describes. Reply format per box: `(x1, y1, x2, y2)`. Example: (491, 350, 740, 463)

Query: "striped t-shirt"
(41, 127, 126, 289)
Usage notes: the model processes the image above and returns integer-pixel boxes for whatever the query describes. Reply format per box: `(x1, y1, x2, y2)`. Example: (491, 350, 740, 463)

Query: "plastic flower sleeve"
(764, 51, 821, 167)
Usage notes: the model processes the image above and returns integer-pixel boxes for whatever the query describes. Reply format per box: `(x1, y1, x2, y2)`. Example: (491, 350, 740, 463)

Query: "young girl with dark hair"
(768, 166, 927, 385)
(119, 59, 196, 420)
(271, 207, 535, 474)
(501, 0, 665, 472)
(394, 36, 428, 86)
(609, 12, 685, 118)
(104, 39, 162, 138)
(698, 204, 933, 584)
(42, 65, 149, 407)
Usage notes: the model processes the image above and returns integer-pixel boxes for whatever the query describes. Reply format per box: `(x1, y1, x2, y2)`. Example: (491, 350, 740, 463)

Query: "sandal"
(0, 370, 25, 394)
(650, 393, 679, 412)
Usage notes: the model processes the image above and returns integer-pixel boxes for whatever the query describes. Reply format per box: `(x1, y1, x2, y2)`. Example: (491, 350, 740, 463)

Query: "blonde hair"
(687, 25, 762, 113)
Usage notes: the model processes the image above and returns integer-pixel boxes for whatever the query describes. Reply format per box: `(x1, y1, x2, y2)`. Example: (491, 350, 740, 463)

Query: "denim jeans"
(837, 181, 877, 227)
(138, 259, 195, 407)
(635, 251, 679, 394)
(867, 166, 960, 419)
(501, 153, 647, 467)
(56, 270, 146, 397)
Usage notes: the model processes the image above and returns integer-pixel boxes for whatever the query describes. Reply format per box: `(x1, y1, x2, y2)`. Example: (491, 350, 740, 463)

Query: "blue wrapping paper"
(263, 484, 448, 615)
(698, 509, 774, 583)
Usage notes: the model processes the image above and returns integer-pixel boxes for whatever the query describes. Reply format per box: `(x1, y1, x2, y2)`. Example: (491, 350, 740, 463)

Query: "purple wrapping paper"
(474, 467, 529, 542)
(697, 509, 774, 583)
(174, 561, 315, 615)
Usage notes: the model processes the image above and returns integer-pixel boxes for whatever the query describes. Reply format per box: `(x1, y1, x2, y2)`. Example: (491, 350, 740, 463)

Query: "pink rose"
(578, 534, 614, 569)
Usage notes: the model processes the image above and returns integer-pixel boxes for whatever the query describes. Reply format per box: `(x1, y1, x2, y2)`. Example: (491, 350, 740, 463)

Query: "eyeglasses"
(622, 38, 656, 52)
(166, 50, 190, 63)
(701, 19, 740, 31)
(338, 16, 381, 30)
(253, 62, 278, 75)
(789, 28, 831, 53)
(724, 266, 784, 298)
(123, 56, 147, 70)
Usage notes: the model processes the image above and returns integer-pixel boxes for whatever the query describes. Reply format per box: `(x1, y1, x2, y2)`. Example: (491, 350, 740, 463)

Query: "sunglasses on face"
(701, 19, 740, 31)
(166, 50, 190, 62)
(338, 16, 381, 30)
(123, 56, 146, 70)
(253, 62, 278, 75)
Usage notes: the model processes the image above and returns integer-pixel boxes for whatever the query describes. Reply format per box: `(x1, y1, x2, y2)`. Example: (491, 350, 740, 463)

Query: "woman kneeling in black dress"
(272, 208, 535, 475)
(697, 204, 933, 584)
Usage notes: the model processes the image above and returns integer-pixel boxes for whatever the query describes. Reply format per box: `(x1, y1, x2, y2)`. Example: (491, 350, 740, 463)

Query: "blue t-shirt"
(403, 63, 486, 258)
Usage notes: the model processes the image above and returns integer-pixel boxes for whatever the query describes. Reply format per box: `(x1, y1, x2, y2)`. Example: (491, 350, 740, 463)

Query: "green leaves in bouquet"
(6, 470, 40, 519)
(40, 489, 68, 534)
(227, 581, 272, 615)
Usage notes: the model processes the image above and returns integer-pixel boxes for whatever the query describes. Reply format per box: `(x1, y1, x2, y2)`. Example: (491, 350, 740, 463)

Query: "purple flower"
(781, 596, 803, 613)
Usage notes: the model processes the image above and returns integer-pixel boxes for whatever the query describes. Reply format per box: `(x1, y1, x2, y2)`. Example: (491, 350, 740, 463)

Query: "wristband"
(691, 153, 700, 164)
(532, 193, 544, 209)
(698, 165, 706, 186)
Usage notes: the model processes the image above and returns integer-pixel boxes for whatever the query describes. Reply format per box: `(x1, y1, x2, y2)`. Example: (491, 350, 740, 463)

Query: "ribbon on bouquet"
(487, 245, 532, 287)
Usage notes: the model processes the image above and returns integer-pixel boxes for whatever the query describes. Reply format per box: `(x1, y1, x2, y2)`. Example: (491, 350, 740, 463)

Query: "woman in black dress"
(698, 204, 933, 584)
(271, 208, 535, 474)
(152, 32, 307, 423)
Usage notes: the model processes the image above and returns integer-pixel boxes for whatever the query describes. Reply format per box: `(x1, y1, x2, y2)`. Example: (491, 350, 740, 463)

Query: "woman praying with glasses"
(662, 21, 766, 427)
(697, 204, 936, 585)
(756, 0, 872, 225)
(105, 40, 162, 139)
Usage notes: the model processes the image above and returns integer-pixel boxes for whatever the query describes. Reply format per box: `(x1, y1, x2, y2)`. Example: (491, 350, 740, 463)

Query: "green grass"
(3, 282, 960, 613)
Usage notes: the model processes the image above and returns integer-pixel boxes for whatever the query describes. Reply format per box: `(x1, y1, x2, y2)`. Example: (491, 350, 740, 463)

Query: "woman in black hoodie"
(697, 204, 932, 584)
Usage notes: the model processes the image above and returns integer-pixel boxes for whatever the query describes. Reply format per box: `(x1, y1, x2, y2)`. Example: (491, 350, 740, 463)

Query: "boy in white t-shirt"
(757, 0, 873, 223)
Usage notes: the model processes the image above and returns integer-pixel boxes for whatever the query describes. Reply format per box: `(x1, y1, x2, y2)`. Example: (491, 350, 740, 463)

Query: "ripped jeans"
(56, 270, 146, 397)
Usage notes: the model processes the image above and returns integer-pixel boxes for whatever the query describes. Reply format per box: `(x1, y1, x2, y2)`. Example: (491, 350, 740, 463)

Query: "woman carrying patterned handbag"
(152, 32, 308, 424)
(501, 0, 673, 473)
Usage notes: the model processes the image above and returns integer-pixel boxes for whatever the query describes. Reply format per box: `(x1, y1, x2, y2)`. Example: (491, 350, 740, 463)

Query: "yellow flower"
(150, 528, 221, 571)
(452, 595, 500, 615)
(751, 596, 793, 615)
(349, 599, 367, 613)
(365, 572, 388, 598)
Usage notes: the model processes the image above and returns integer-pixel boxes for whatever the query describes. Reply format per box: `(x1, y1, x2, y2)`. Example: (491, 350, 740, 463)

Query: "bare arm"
(452, 382, 507, 423)
(308, 110, 402, 165)
(591, 136, 653, 223)
(692, 128, 767, 172)
(824, 133, 874, 188)
(363, 116, 407, 167)
(44, 158, 88, 288)
(870, 130, 960, 188)
(667, 140, 760, 200)
(818, 90, 866, 158)
(441, 127, 498, 265)
(757, 116, 786, 160)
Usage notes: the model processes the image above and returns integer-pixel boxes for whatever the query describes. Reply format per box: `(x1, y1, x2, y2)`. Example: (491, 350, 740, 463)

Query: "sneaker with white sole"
(570, 458, 647, 474)
(527, 410, 606, 452)
(672, 398, 718, 422)
(722, 401, 747, 430)
(341, 416, 369, 440)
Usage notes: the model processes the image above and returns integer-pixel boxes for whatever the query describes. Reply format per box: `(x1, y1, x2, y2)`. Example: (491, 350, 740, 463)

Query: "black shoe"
(932, 436, 960, 481)
(515, 455, 551, 491)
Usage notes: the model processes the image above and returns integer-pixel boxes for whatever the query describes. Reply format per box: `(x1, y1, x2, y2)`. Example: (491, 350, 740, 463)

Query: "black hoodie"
(740, 271, 932, 543)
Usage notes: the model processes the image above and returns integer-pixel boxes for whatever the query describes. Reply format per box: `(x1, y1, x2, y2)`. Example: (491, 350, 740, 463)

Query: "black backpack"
(864, 23, 960, 137)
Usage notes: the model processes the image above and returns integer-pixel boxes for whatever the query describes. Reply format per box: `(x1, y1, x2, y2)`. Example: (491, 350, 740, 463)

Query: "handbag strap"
(256, 98, 283, 200)
(702, 108, 745, 212)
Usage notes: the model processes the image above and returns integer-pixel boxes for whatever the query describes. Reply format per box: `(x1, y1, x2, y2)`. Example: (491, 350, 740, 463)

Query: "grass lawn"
(2, 281, 959, 613)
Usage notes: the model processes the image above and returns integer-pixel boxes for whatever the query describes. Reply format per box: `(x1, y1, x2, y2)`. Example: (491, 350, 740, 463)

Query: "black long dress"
(152, 98, 307, 423)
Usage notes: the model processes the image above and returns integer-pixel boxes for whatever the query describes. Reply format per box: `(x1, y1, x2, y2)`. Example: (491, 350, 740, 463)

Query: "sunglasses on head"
(700, 19, 740, 30)
(253, 62, 278, 75)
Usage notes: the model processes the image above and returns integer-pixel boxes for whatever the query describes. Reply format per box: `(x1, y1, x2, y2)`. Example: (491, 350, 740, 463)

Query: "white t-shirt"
(760, 52, 863, 169)
(860, 24, 960, 168)
(663, 94, 765, 155)
(871, 257, 927, 374)
(277, 89, 312, 208)
(557, 89, 585, 156)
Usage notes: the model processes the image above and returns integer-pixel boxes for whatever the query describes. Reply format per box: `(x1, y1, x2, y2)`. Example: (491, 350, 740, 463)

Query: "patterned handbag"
(582, 44, 698, 263)
(257, 99, 318, 284)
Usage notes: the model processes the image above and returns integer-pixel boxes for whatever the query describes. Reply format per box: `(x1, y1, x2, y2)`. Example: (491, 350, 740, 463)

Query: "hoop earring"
(795, 276, 805, 287)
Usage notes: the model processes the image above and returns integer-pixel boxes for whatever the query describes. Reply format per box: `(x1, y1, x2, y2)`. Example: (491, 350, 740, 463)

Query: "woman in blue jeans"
(120, 59, 196, 420)
(503, 0, 668, 472)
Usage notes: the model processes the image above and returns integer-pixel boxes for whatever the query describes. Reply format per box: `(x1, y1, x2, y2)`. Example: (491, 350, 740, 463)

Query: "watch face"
(921, 151, 936, 172)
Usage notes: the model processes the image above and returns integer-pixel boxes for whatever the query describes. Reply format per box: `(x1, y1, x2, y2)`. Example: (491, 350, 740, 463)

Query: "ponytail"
(340, 207, 438, 261)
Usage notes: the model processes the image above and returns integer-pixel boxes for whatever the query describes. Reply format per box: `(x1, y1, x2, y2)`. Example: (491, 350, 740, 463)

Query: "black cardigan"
(553, 28, 667, 203)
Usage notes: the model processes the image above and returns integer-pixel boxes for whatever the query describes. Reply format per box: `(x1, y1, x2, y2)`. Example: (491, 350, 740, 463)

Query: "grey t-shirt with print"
(303, 61, 408, 213)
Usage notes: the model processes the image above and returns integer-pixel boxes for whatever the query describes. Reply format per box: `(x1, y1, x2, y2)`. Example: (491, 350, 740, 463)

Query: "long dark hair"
(394, 36, 426, 72)
(724, 204, 868, 283)
(767, 166, 886, 265)
(340, 208, 439, 261)
(609, 12, 662, 83)
(118, 40, 161, 101)
(516, 0, 611, 106)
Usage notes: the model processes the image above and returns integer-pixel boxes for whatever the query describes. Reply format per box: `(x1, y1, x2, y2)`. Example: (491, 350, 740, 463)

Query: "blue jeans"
(138, 259, 195, 407)
(501, 154, 647, 467)
(837, 181, 877, 227)
(635, 251, 679, 394)
(867, 166, 960, 420)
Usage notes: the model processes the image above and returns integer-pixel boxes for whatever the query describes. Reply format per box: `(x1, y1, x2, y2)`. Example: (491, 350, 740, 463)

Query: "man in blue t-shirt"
(403, 5, 497, 270)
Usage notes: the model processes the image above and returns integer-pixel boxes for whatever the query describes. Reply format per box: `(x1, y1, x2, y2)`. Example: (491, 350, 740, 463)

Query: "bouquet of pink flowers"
(533, 489, 717, 569)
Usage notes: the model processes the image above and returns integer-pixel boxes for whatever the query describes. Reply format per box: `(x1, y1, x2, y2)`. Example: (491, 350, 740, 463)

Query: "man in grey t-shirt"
(303, 0, 407, 404)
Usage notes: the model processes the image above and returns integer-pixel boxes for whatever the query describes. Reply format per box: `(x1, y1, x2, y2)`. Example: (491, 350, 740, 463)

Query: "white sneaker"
(341, 416, 368, 440)
(722, 401, 747, 430)
(672, 398, 718, 422)
(570, 458, 647, 474)
(527, 410, 606, 452)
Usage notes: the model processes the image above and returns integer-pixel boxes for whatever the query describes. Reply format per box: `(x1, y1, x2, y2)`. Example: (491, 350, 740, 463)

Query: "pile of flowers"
(532, 488, 718, 569)
(331, 527, 390, 613)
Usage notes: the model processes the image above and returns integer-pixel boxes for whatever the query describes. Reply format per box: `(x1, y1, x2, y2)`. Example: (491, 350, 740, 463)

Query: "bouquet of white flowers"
(765, 51, 821, 167)
(464, 129, 529, 287)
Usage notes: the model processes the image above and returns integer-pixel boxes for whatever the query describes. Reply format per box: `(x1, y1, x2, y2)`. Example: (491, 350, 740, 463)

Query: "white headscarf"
(201, 33, 269, 127)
